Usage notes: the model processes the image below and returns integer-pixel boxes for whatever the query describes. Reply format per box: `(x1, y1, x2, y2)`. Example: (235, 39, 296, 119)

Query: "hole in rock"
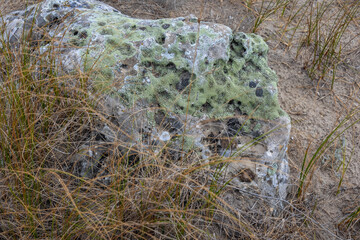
(156, 33, 166, 45)
(166, 62, 176, 70)
(227, 118, 241, 137)
(202, 102, 212, 112)
(120, 64, 128, 69)
(162, 24, 170, 29)
(255, 87, 263, 97)
(249, 81, 257, 88)
(176, 70, 192, 91)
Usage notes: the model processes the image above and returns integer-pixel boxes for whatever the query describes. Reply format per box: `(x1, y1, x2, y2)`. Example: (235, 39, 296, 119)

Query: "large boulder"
(2, 0, 291, 209)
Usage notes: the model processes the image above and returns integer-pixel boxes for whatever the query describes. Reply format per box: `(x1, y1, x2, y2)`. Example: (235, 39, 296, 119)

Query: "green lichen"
(267, 163, 278, 176)
(74, 9, 286, 121)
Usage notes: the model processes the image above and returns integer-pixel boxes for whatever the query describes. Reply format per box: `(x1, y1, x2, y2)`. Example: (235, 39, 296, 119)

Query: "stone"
(2, 0, 291, 210)
(72, 144, 106, 179)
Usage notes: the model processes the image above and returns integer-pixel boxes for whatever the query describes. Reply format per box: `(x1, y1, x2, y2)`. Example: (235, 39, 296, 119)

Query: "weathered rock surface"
(2, 0, 291, 209)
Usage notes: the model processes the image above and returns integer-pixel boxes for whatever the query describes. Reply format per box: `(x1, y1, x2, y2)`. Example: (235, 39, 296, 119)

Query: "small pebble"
(159, 131, 171, 141)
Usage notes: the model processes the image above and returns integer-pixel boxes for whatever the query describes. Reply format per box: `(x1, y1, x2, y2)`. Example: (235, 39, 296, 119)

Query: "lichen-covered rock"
(2, 0, 291, 210)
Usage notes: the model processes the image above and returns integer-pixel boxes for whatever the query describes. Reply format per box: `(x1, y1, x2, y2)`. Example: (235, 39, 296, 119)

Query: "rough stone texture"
(2, 0, 291, 209)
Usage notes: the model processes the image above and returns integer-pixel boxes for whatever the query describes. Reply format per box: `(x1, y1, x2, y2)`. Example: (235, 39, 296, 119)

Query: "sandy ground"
(1, 0, 359, 238)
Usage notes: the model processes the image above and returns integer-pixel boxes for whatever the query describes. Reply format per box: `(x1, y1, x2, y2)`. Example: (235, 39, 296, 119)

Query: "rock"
(2, 0, 291, 210)
(71, 144, 106, 179)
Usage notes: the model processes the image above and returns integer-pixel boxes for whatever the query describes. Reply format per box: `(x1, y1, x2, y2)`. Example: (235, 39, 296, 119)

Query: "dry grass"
(0, 0, 359, 239)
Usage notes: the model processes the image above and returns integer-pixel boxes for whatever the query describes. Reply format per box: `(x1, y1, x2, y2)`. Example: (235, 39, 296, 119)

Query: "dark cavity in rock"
(255, 87, 263, 97)
(162, 24, 170, 29)
(249, 81, 257, 88)
(227, 118, 241, 137)
(176, 70, 192, 91)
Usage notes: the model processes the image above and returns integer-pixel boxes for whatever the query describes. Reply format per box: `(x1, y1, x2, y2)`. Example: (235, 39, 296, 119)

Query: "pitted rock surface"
(2, 0, 291, 209)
